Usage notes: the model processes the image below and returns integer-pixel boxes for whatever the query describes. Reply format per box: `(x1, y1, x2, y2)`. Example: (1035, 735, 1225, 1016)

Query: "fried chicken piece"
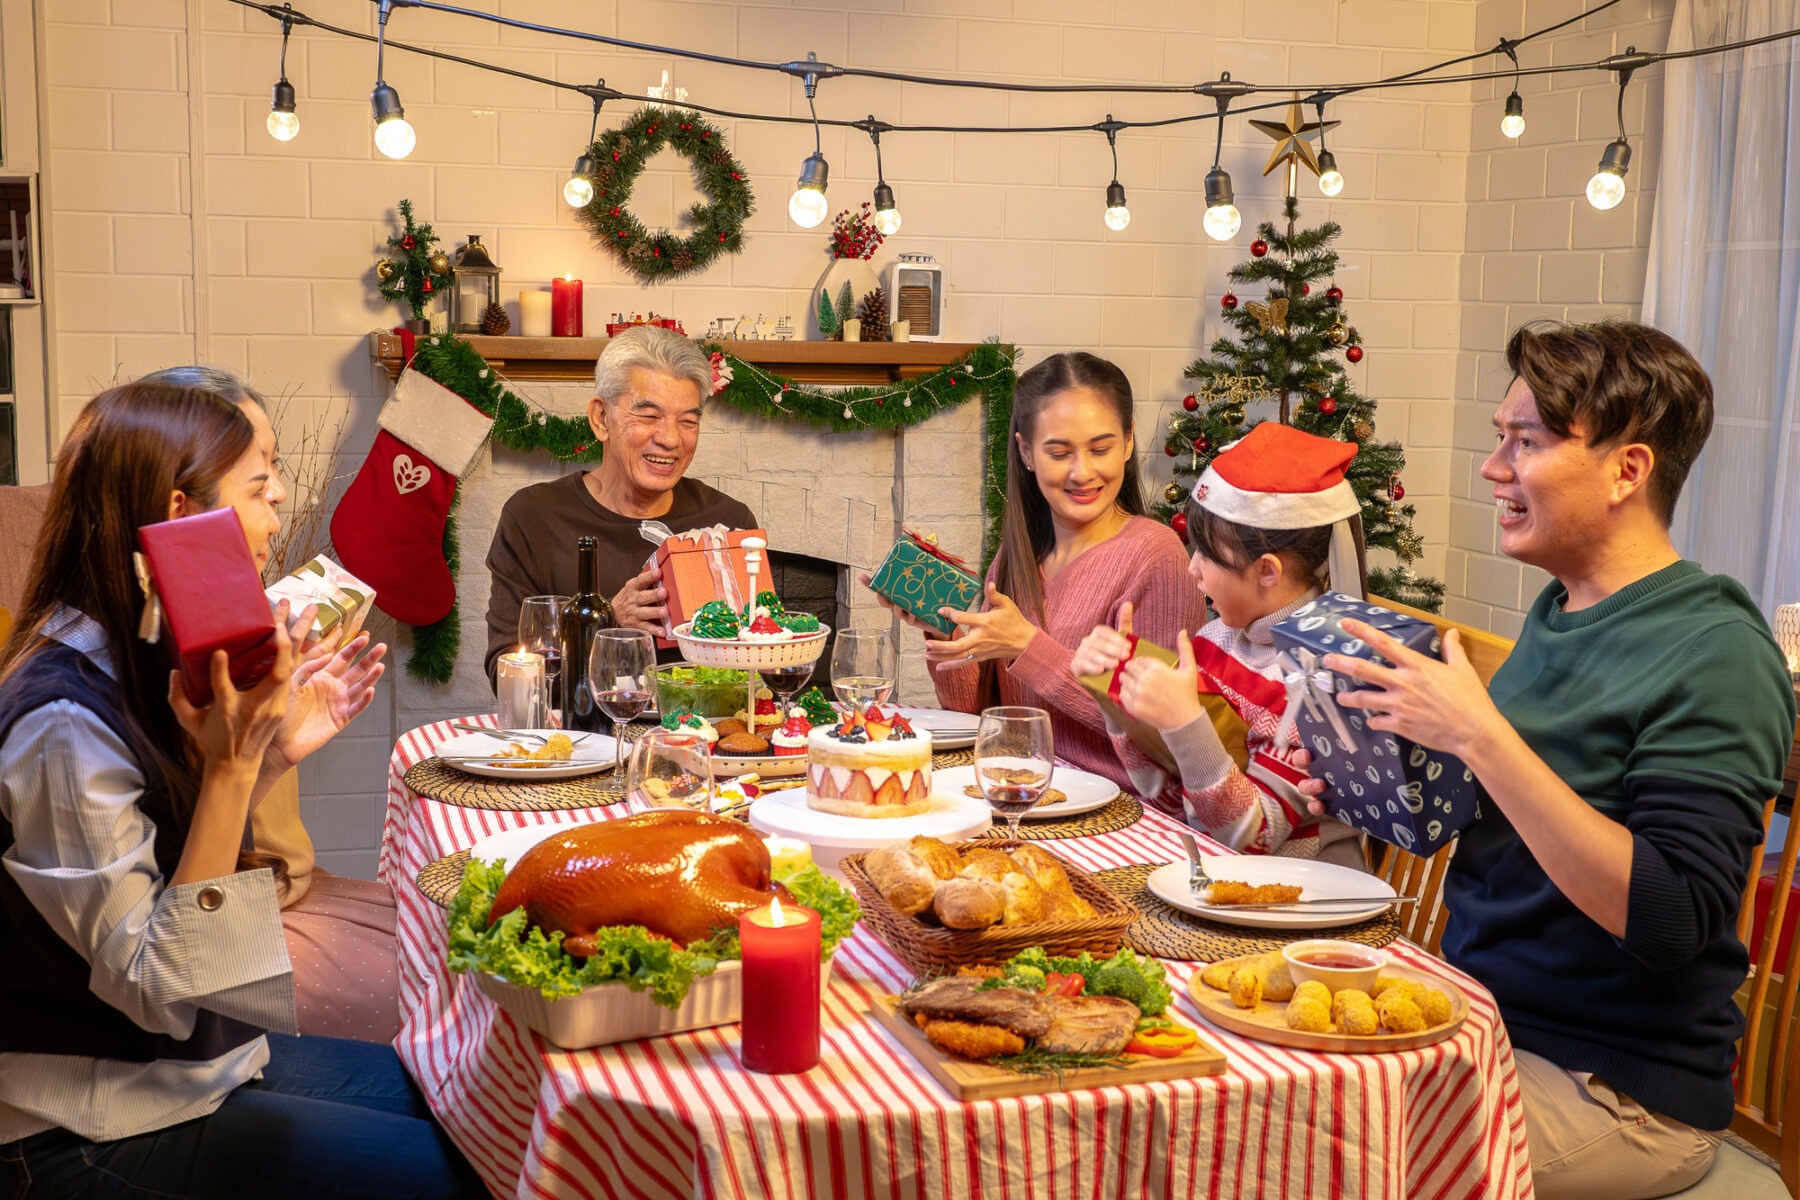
(1331, 989, 1379, 1036)
(1417, 988, 1453, 1026)
(896, 978, 1054, 1040)
(529, 733, 574, 761)
(1286, 998, 1332, 1033)
(1202, 880, 1303, 905)
(1229, 963, 1266, 1009)
(1262, 957, 1296, 1002)
(920, 1018, 1025, 1060)
(1375, 991, 1426, 1034)
(1292, 980, 1331, 1008)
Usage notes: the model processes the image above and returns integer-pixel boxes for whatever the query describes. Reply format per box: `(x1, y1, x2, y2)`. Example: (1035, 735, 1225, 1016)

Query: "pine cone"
(480, 301, 511, 336)
(709, 148, 733, 166)
(857, 286, 890, 341)
(672, 249, 695, 271)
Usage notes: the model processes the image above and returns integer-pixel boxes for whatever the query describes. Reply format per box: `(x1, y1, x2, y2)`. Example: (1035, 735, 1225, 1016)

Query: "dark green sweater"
(1442, 560, 1796, 1130)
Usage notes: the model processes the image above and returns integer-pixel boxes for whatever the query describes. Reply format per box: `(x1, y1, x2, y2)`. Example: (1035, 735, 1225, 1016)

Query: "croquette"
(1375, 991, 1427, 1034)
(1331, 989, 1379, 1036)
(1292, 980, 1331, 1008)
(1417, 988, 1453, 1026)
(1229, 964, 1267, 1010)
(1285, 998, 1332, 1033)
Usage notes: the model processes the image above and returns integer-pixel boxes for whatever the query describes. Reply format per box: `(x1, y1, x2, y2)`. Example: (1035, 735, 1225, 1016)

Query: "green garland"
(572, 107, 754, 284)
(398, 334, 1016, 684)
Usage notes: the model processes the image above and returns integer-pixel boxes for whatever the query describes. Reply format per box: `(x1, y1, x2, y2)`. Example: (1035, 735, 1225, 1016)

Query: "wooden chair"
(1360, 599, 1516, 960)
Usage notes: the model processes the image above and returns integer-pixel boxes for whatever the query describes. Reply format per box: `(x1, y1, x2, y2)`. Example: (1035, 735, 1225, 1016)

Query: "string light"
(787, 52, 835, 228)
(1100, 116, 1129, 231)
(266, 3, 299, 141)
(1314, 99, 1343, 197)
(369, 1, 414, 159)
(1586, 48, 1647, 210)
(563, 82, 609, 208)
(865, 119, 901, 235)
(1200, 74, 1250, 242)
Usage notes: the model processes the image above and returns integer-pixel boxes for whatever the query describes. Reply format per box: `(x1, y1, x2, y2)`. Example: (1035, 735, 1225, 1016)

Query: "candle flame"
(564, 273, 574, 282)
(770, 895, 785, 927)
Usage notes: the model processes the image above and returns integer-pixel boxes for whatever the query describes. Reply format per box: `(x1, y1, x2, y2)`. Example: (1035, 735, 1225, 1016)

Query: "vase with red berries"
(811, 203, 885, 340)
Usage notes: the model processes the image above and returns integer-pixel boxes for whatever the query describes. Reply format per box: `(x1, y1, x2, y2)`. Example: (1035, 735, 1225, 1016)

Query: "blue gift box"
(1270, 592, 1480, 855)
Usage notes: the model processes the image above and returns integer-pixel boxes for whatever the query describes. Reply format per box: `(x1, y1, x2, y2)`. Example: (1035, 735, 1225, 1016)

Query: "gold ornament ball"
(1327, 321, 1348, 346)
(1224, 406, 1245, 426)
(1163, 482, 1187, 505)
(428, 251, 451, 274)
(375, 260, 398, 281)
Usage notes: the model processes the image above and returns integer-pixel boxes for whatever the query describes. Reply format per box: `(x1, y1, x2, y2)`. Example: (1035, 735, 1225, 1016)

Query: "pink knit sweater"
(928, 516, 1204, 791)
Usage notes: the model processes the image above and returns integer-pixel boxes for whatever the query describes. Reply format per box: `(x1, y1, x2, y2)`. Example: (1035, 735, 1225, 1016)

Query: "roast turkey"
(488, 810, 788, 953)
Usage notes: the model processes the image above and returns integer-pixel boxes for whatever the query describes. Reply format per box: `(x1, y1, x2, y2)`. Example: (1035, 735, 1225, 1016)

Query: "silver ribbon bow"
(1276, 647, 1359, 755)
(132, 551, 162, 645)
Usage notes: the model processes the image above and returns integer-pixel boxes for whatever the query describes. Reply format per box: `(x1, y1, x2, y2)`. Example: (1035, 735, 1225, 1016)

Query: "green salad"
(655, 663, 754, 718)
(974, 947, 1175, 1016)
(446, 857, 860, 1009)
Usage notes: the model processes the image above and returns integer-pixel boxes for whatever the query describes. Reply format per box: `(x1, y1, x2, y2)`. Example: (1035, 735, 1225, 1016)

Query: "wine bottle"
(558, 536, 615, 733)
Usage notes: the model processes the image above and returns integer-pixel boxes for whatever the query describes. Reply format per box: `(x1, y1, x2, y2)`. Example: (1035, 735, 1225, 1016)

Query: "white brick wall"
(36, 0, 1662, 874)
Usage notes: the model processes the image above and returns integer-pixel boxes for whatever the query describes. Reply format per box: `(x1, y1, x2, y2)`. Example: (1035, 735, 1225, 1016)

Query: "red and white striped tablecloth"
(383, 717, 1534, 1200)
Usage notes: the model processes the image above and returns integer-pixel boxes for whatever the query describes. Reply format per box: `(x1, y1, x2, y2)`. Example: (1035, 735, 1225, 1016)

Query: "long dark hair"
(0, 382, 274, 868)
(991, 352, 1147, 624)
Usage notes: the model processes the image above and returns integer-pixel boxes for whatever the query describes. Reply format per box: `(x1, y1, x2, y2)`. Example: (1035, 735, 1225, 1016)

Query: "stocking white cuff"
(379, 369, 495, 478)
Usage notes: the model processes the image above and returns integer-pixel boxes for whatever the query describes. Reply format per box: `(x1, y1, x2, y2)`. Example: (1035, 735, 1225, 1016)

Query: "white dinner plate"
(888, 706, 979, 750)
(746, 787, 992, 849)
(434, 730, 618, 781)
(466, 821, 594, 870)
(931, 764, 1119, 819)
(1146, 855, 1397, 929)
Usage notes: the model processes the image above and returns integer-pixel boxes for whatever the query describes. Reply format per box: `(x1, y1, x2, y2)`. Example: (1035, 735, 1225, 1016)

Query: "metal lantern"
(885, 252, 945, 341)
(450, 235, 502, 334)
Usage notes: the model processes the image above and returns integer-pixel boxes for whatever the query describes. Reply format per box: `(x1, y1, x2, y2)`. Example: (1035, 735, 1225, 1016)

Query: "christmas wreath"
(573, 107, 754, 283)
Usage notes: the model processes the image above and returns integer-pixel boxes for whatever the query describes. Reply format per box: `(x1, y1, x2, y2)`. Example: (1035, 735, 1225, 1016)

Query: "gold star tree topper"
(1248, 95, 1339, 192)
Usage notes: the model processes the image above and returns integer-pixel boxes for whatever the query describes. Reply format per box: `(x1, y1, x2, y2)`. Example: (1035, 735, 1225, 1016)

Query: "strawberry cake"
(805, 707, 933, 819)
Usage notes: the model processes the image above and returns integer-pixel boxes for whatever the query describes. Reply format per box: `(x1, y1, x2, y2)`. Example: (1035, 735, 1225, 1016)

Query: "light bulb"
(563, 175, 595, 208)
(873, 206, 902, 235)
(1318, 168, 1343, 197)
(789, 187, 829, 228)
(1203, 203, 1241, 241)
(375, 116, 416, 159)
(1104, 204, 1131, 231)
(1586, 171, 1626, 210)
(1501, 92, 1526, 140)
(267, 109, 300, 141)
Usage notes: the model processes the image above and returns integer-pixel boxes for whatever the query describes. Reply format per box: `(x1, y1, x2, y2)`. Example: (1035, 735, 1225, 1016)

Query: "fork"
(451, 723, 591, 745)
(1178, 832, 1212, 894)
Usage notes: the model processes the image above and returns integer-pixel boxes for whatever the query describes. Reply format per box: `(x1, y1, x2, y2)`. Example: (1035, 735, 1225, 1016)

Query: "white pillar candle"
(891, 319, 910, 342)
(520, 290, 553, 338)
(496, 648, 546, 729)
(842, 317, 861, 343)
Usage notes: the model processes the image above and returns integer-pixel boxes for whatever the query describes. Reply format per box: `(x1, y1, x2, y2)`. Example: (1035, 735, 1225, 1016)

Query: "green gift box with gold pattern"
(867, 529, 983, 637)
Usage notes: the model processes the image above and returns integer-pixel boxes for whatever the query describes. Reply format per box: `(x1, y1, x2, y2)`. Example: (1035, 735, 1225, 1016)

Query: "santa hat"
(1191, 422, 1365, 599)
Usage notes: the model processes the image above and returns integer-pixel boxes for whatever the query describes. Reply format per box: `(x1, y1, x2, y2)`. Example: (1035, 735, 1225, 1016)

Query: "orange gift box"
(653, 527, 769, 646)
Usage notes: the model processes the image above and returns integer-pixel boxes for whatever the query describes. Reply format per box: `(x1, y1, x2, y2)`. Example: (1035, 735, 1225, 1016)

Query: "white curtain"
(1644, 0, 1800, 613)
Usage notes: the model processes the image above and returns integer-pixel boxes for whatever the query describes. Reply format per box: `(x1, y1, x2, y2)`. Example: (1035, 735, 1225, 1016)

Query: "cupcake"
(771, 710, 811, 757)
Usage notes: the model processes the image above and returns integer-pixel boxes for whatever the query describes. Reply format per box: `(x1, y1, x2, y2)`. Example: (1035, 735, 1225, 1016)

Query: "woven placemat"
(931, 748, 974, 770)
(417, 849, 471, 909)
(1090, 862, 1399, 962)
(974, 793, 1143, 841)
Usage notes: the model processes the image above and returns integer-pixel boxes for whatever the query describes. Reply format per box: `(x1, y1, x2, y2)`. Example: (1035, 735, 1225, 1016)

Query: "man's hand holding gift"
(613, 565, 670, 637)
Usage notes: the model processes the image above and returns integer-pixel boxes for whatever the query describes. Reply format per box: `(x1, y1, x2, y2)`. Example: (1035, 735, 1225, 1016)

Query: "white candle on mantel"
(520, 290, 553, 338)
(496, 647, 545, 729)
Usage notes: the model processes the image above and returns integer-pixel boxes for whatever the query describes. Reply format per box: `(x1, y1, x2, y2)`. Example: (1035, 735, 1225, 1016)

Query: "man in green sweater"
(1319, 321, 1795, 1199)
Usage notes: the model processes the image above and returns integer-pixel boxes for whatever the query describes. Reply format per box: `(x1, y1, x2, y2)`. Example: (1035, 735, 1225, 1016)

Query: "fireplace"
(764, 549, 848, 681)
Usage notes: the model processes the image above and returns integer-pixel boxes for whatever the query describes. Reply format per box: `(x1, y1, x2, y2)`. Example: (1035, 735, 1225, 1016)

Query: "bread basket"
(840, 839, 1136, 977)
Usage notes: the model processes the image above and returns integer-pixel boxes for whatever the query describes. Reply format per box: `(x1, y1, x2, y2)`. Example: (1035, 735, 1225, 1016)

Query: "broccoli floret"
(1005, 965, 1047, 991)
(1087, 965, 1154, 1010)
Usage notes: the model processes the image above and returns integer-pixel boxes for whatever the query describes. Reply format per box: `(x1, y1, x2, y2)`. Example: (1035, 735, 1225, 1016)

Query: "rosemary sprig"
(989, 1047, 1131, 1084)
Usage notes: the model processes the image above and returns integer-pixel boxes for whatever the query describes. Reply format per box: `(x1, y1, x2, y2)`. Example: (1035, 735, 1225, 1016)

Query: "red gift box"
(138, 507, 278, 707)
(653, 527, 769, 647)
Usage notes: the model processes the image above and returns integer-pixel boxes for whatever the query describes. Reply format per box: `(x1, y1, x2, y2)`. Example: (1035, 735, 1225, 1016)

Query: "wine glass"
(625, 728, 716, 814)
(831, 628, 895, 714)
(974, 706, 1054, 842)
(517, 596, 568, 722)
(589, 628, 655, 774)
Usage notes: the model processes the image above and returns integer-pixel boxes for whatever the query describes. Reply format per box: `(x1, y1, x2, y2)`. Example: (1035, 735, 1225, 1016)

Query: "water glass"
(831, 628, 895, 713)
(973, 706, 1054, 841)
(590, 628, 655, 774)
(625, 728, 716, 814)
(518, 595, 569, 697)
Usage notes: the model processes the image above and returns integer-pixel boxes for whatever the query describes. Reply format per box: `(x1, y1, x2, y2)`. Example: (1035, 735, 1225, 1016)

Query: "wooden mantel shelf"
(368, 333, 985, 386)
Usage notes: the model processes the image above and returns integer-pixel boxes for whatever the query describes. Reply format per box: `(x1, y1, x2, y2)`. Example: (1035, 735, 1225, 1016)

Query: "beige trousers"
(1517, 1049, 1722, 1200)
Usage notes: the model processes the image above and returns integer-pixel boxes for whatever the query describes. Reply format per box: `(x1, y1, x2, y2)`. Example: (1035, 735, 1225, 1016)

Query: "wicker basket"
(840, 839, 1137, 977)
(671, 621, 830, 670)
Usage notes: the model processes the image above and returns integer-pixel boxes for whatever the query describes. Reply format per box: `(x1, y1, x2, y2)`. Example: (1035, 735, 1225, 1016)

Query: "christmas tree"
(1155, 193, 1445, 612)
(375, 198, 453, 322)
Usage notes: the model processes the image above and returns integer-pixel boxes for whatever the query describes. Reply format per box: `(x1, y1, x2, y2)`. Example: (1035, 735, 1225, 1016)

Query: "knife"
(1198, 895, 1419, 909)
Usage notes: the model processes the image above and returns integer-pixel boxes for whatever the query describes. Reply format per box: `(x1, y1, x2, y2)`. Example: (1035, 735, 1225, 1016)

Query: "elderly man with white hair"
(484, 325, 756, 686)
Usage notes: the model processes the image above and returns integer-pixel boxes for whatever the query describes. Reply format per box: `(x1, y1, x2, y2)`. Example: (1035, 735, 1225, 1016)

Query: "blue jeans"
(0, 1034, 488, 1199)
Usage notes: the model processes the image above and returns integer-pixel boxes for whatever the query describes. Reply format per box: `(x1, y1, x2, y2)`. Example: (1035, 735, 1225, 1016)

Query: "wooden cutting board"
(867, 996, 1227, 1101)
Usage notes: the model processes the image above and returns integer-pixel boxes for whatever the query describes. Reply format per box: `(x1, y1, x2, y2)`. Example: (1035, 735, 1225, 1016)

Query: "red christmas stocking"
(330, 369, 494, 627)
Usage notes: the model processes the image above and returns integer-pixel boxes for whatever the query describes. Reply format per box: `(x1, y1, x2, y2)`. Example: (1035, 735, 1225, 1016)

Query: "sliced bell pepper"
(1126, 1025, 1198, 1058)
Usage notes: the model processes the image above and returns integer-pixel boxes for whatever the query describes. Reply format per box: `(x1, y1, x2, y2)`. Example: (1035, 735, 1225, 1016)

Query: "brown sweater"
(483, 471, 757, 688)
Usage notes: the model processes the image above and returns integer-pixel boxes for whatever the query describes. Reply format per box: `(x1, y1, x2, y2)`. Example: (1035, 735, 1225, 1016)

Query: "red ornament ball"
(1221, 293, 1239, 309)
(1326, 286, 1344, 302)
(1346, 345, 1365, 363)
(1164, 443, 1179, 457)
(1170, 511, 1189, 538)
(1250, 239, 1268, 257)
(1393, 481, 1406, 501)
(1301, 283, 1311, 296)
(1192, 435, 1209, 452)
(1182, 394, 1199, 412)
(1318, 397, 1337, 415)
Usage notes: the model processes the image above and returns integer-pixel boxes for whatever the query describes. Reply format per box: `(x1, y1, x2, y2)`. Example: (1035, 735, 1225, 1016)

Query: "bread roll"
(933, 877, 1004, 929)
(997, 869, 1049, 926)
(957, 849, 1017, 884)
(908, 836, 966, 881)
(861, 843, 938, 916)
(1007, 843, 1073, 894)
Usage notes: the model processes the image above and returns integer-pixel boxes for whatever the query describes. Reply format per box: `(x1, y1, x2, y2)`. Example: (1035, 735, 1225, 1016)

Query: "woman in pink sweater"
(867, 352, 1200, 790)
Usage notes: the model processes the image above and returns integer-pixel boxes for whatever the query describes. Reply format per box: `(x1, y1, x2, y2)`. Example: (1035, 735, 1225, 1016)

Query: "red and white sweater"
(1108, 591, 1363, 865)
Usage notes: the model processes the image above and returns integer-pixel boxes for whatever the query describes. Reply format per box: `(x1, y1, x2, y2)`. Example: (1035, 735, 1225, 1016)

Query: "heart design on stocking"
(393, 454, 431, 495)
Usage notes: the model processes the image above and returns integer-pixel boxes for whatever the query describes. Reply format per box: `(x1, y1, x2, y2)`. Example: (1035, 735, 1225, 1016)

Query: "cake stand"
(746, 789, 993, 881)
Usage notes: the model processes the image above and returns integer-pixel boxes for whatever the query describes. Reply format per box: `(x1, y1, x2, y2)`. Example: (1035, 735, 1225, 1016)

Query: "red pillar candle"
(550, 275, 583, 337)
(738, 896, 821, 1074)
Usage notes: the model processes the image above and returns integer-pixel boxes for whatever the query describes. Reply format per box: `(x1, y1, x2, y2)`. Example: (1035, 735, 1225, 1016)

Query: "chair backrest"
(1362, 598, 1516, 959)
(1738, 790, 1800, 1190)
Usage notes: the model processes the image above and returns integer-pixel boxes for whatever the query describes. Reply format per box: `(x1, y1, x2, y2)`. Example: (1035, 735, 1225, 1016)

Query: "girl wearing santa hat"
(1073, 421, 1369, 865)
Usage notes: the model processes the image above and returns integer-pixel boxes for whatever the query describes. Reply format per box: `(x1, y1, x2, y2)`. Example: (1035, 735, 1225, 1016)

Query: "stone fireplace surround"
(388, 377, 994, 732)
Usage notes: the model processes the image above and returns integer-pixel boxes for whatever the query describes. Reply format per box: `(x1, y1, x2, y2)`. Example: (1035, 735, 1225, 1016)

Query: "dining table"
(382, 715, 1535, 1200)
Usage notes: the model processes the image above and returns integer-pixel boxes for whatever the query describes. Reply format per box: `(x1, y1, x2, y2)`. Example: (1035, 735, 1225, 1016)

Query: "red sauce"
(1292, 952, 1378, 969)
